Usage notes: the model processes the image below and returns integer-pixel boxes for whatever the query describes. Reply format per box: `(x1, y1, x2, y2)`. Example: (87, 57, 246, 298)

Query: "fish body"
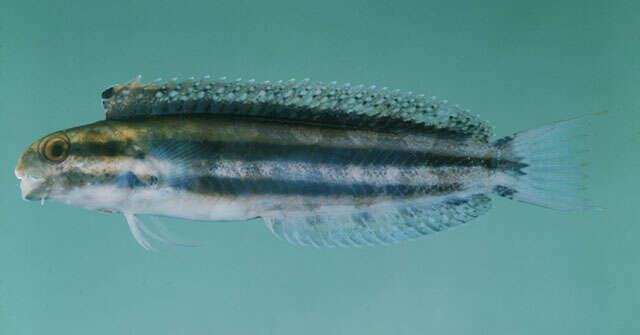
(16, 77, 593, 249)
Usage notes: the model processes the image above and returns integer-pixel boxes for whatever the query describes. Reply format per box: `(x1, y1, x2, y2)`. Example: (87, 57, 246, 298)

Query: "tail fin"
(493, 114, 602, 210)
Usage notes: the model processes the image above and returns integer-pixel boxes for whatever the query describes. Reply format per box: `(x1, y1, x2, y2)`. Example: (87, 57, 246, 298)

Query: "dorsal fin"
(101, 76, 494, 142)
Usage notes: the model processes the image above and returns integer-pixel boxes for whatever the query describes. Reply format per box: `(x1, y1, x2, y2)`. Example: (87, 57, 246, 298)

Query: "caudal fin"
(493, 114, 602, 210)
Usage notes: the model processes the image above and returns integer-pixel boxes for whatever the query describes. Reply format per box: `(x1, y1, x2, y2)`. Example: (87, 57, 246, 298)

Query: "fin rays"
(102, 76, 493, 142)
(124, 213, 156, 251)
(123, 213, 198, 251)
(264, 195, 492, 248)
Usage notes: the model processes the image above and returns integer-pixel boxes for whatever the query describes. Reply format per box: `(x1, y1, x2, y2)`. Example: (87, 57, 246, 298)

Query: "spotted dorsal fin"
(101, 76, 494, 142)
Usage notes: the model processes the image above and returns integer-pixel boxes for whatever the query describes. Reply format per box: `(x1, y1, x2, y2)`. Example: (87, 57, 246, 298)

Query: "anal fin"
(264, 194, 492, 248)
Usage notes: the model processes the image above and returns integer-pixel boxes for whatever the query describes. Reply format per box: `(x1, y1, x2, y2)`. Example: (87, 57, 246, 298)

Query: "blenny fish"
(15, 76, 594, 250)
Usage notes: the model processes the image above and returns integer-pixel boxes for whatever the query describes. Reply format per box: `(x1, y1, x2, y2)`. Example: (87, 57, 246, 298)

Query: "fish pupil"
(51, 143, 64, 157)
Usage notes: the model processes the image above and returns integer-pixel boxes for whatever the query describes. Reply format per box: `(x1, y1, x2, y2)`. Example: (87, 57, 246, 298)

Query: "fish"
(15, 76, 596, 250)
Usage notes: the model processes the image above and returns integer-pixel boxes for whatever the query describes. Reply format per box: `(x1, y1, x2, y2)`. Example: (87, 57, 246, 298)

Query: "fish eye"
(40, 135, 70, 163)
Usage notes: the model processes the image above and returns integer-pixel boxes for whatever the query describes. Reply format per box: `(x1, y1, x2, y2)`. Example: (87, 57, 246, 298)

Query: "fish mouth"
(15, 171, 50, 201)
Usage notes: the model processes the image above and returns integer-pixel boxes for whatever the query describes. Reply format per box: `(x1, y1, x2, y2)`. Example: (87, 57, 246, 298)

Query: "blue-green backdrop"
(1, 0, 638, 334)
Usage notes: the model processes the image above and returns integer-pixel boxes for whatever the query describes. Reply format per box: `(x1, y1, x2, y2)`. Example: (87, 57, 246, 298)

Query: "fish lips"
(17, 174, 51, 201)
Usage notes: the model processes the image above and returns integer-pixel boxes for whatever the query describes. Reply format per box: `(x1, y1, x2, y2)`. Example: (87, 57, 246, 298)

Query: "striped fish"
(15, 76, 595, 250)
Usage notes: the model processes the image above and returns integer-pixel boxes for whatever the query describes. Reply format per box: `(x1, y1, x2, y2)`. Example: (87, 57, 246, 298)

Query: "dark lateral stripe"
(70, 139, 507, 168)
(70, 141, 130, 157)
(61, 169, 462, 197)
(170, 175, 463, 197)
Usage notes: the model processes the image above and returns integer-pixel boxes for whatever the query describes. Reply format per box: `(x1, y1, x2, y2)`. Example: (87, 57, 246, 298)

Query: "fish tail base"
(492, 113, 604, 211)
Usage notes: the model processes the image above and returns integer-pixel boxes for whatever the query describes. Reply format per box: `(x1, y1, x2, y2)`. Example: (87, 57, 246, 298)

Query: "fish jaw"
(15, 146, 51, 201)
(18, 175, 50, 201)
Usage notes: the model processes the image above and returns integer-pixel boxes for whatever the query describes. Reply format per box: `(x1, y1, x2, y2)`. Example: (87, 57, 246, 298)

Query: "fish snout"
(18, 175, 49, 201)
(15, 148, 51, 201)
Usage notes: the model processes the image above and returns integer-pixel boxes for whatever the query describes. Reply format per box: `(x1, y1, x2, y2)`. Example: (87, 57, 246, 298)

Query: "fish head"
(15, 121, 128, 205)
(16, 130, 72, 201)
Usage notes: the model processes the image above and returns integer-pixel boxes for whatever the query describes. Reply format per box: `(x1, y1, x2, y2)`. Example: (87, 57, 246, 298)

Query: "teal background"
(1, 0, 638, 334)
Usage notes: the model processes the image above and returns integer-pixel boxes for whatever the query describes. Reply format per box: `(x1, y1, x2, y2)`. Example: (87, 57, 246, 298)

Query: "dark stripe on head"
(69, 141, 144, 159)
(70, 141, 126, 157)
(59, 170, 118, 189)
(60, 169, 157, 190)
